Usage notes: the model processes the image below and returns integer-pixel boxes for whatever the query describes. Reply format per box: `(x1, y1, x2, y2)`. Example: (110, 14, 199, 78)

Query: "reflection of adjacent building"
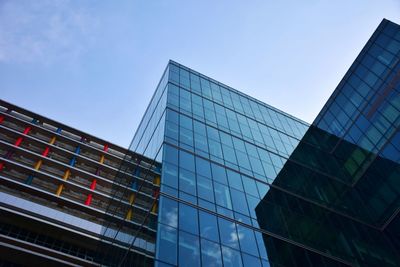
(0, 99, 161, 266)
(256, 126, 400, 266)
(256, 18, 400, 267)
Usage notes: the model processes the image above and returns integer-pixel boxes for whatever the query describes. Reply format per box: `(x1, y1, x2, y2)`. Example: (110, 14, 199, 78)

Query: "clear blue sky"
(1, 1, 399, 147)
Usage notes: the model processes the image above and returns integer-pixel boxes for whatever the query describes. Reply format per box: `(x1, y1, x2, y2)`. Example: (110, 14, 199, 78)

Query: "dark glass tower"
(256, 18, 400, 266)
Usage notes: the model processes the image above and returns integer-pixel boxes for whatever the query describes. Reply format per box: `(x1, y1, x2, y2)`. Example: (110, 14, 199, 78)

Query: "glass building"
(256, 18, 400, 266)
(1, 18, 399, 267)
(130, 59, 310, 266)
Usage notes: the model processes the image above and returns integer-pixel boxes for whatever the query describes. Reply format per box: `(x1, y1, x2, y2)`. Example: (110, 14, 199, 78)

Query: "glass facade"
(156, 69, 310, 266)
(131, 58, 310, 266)
(256, 18, 400, 266)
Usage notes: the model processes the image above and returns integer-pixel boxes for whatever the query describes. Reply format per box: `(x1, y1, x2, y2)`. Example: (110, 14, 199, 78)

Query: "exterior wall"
(256, 18, 400, 267)
(0, 99, 161, 266)
(130, 65, 169, 161)
(155, 60, 309, 267)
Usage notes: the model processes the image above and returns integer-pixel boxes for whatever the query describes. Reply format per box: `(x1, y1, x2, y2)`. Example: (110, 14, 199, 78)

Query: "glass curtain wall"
(256, 18, 400, 267)
(156, 60, 309, 267)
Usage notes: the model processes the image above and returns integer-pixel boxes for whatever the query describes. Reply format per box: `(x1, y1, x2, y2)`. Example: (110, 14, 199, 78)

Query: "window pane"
(236, 225, 258, 256)
(221, 246, 243, 267)
(180, 114, 193, 130)
(165, 121, 178, 141)
(227, 170, 243, 191)
(180, 150, 195, 172)
(179, 203, 199, 235)
(166, 108, 179, 124)
(179, 231, 201, 267)
(211, 163, 228, 185)
(218, 217, 239, 249)
(194, 134, 209, 153)
(180, 127, 193, 147)
(199, 210, 219, 243)
(214, 182, 232, 209)
(157, 224, 177, 265)
(197, 175, 215, 202)
(162, 162, 178, 189)
(247, 195, 259, 219)
(223, 145, 237, 165)
(255, 231, 269, 261)
(236, 151, 251, 171)
(209, 140, 223, 159)
(242, 176, 259, 198)
(193, 120, 206, 135)
(164, 144, 178, 165)
(201, 239, 223, 267)
(207, 126, 220, 141)
(179, 168, 196, 196)
(196, 156, 211, 178)
(230, 188, 249, 216)
(242, 253, 262, 267)
(159, 196, 178, 227)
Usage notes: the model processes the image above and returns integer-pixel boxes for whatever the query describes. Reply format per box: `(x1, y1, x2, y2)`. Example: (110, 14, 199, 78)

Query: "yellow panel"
(126, 209, 133, 220)
(63, 169, 70, 180)
(129, 193, 135, 205)
(151, 203, 158, 213)
(56, 184, 64, 196)
(99, 155, 105, 164)
(49, 136, 57, 145)
(154, 176, 161, 186)
(34, 160, 42, 170)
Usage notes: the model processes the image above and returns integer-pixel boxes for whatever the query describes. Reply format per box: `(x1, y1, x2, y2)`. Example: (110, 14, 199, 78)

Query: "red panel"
(0, 116, 4, 123)
(103, 144, 109, 152)
(14, 137, 23, 147)
(85, 194, 92, 206)
(23, 126, 31, 135)
(90, 179, 97, 190)
(0, 162, 5, 171)
(14, 126, 31, 147)
(42, 147, 50, 157)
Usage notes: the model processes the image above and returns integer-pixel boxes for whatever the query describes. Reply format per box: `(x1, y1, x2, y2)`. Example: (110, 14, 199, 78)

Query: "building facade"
(0, 99, 161, 266)
(1, 18, 399, 267)
(131, 61, 309, 267)
(256, 18, 400, 266)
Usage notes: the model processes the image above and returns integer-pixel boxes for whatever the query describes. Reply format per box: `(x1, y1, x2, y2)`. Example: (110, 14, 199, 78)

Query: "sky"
(1, 1, 399, 148)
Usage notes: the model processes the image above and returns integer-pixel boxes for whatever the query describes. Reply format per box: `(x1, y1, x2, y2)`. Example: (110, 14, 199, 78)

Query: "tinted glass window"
(199, 210, 219, 242)
(179, 231, 201, 267)
(179, 202, 199, 235)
